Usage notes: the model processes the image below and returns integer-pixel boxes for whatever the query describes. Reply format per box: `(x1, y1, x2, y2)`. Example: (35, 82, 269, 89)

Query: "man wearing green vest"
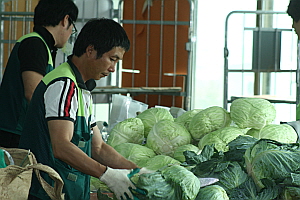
(0, 0, 78, 148)
(19, 18, 150, 200)
(288, 0, 300, 41)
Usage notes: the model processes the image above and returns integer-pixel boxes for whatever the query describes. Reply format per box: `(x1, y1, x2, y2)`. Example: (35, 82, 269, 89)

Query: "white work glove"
(138, 167, 155, 175)
(100, 167, 136, 200)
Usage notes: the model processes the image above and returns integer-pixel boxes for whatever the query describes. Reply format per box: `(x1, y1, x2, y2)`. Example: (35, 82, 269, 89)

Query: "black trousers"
(0, 129, 20, 148)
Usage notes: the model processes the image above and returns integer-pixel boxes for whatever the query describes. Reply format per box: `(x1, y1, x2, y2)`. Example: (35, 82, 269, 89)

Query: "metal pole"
(185, 0, 196, 111)
(297, 40, 300, 106)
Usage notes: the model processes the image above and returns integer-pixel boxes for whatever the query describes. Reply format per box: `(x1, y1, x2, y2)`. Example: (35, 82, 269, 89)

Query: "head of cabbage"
(134, 164, 200, 200)
(230, 98, 276, 130)
(106, 118, 145, 148)
(198, 126, 245, 152)
(246, 124, 297, 144)
(174, 109, 203, 131)
(146, 119, 192, 156)
(196, 185, 229, 200)
(189, 106, 232, 141)
(113, 143, 156, 167)
(137, 107, 174, 137)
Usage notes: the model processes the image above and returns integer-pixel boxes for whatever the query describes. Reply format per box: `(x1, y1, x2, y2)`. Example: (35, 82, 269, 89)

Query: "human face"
(56, 16, 74, 48)
(88, 46, 125, 80)
(292, 19, 300, 40)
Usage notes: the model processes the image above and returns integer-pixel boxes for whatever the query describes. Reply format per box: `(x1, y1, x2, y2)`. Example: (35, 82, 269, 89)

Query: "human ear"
(86, 45, 94, 57)
(62, 15, 70, 28)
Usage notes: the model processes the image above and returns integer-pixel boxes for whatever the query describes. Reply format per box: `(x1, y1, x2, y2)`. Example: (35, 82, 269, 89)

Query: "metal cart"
(223, 10, 299, 121)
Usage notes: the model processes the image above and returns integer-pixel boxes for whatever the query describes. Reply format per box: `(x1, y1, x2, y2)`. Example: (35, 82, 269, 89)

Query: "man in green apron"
(288, 0, 300, 41)
(0, 0, 78, 148)
(284, 1, 300, 139)
(19, 18, 149, 200)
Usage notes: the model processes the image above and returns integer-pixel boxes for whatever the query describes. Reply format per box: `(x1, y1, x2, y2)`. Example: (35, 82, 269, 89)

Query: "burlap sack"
(0, 148, 65, 200)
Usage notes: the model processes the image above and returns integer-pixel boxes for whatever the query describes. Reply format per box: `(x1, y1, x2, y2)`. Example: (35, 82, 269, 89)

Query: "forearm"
(22, 71, 43, 102)
(92, 143, 138, 169)
(49, 120, 106, 178)
(53, 141, 107, 178)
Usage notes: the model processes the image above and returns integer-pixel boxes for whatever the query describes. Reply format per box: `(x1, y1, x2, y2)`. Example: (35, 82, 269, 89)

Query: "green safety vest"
(17, 32, 53, 67)
(0, 32, 53, 136)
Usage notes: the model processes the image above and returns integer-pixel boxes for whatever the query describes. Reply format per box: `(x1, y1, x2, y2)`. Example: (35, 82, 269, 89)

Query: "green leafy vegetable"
(143, 154, 181, 171)
(189, 106, 231, 141)
(183, 144, 216, 166)
(146, 119, 191, 156)
(281, 186, 300, 200)
(228, 177, 279, 200)
(135, 172, 176, 200)
(136, 107, 174, 137)
(113, 143, 156, 167)
(173, 144, 200, 162)
(196, 185, 229, 200)
(106, 118, 144, 148)
(246, 124, 297, 144)
(192, 160, 248, 191)
(161, 165, 201, 200)
(135, 165, 200, 200)
(198, 126, 245, 152)
(230, 98, 276, 130)
(244, 139, 300, 189)
(174, 109, 203, 132)
(97, 191, 117, 200)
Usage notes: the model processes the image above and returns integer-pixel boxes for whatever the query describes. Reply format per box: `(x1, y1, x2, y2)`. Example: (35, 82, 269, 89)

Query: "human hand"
(138, 167, 155, 175)
(100, 167, 136, 200)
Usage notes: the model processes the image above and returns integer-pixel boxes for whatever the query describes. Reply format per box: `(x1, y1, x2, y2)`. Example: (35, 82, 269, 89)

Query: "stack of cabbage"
(92, 98, 300, 200)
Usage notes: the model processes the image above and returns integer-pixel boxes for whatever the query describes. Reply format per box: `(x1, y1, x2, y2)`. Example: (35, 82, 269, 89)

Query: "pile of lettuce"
(93, 98, 300, 200)
(184, 135, 300, 199)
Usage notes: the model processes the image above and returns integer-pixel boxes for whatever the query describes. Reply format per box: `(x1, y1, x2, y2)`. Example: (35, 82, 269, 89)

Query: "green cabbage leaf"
(174, 109, 203, 132)
(136, 107, 174, 137)
(161, 165, 200, 200)
(246, 124, 297, 144)
(134, 171, 176, 200)
(143, 154, 181, 171)
(106, 118, 144, 148)
(195, 185, 229, 200)
(146, 119, 191, 156)
(173, 144, 200, 162)
(198, 126, 245, 152)
(189, 106, 231, 141)
(230, 98, 276, 130)
(244, 139, 300, 189)
(113, 143, 156, 167)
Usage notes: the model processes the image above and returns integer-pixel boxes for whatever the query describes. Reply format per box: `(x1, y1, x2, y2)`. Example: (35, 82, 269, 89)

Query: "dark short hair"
(34, 0, 78, 27)
(287, 0, 300, 22)
(73, 18, 130, 58)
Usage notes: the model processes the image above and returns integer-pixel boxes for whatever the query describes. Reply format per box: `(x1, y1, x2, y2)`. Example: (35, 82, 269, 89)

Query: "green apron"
(16, 32, 54, 134)
(39, 62, 93, 200)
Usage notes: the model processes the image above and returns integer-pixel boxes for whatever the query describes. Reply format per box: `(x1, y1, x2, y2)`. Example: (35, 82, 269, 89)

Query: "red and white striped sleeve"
(44, 78, 78, 121)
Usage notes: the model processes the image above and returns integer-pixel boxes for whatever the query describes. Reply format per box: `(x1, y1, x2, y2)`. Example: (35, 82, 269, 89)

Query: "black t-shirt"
(18, 26, 57, 76)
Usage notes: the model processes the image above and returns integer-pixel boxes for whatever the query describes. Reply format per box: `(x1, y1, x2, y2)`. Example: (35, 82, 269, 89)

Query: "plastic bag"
(108, 94, 148, 132)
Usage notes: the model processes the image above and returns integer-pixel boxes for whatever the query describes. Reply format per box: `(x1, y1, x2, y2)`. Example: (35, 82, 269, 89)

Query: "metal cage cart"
(0, 0, 36, 83)
(223, 10, 299, 122)
(111, 0, 197, 111)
